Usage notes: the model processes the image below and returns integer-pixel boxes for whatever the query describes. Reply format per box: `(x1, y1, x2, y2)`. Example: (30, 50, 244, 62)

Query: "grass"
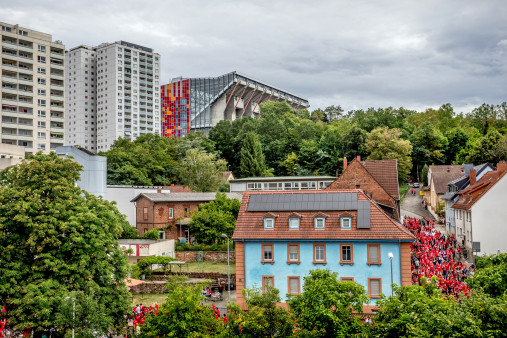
(399, 183, 410, 203)
(181, 262, 236, 274)
(131, 293, 166, 306)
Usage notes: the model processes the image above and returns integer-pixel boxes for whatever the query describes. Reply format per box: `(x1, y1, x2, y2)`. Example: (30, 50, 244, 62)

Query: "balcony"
(2, 87, 18, 95)
(50, 126, 64, 133)
(50, 94, 64, 101)
(50, 61, 64, 70)
(17, 44, 33, 53)
(50, 73, 64, 81)
(1, 133, 18, 140)
(2, 62, 17, 71)
(49, 105, 64, 112)
(2, 39, 17, 47)
(18, 67, 33, 75)
(18, 78, 33, 86)
(1, 97, 18, 106)
(50, 51, 64, 59)
(50, 82, 64, 88)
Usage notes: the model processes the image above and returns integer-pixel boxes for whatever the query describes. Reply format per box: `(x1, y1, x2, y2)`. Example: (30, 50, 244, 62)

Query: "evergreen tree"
(240, 132, 267, 177)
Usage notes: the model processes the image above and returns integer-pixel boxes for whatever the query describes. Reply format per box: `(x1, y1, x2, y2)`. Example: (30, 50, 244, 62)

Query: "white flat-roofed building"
(229, 176, 335, 192)
(1, 22, 65, 154)
(65, 41, 161, 152)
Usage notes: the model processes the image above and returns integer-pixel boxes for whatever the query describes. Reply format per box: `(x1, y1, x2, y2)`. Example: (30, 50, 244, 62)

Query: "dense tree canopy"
(100, 100, 506, 187)
(189, 193, 241, 244)
(0, 153, 130, 333)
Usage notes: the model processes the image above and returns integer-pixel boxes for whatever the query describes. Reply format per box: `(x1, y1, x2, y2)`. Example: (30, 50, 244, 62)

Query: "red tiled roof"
(432, 172, 464, 194)
(232, 190, 415, 241)
(429, 165, 464, 174)
(452, 169, 507, 210)
(361, 160, 399, 200)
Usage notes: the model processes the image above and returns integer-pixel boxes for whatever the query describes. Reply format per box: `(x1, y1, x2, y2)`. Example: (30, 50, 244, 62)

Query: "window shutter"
(371, 279, 380, 296)
(289, 278, 299, 294)
(369, 246, 379, 263)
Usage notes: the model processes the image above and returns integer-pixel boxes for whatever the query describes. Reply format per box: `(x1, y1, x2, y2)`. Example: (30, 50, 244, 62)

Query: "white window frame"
(264, 217, 275, 230)
(289, 217, 300, 230)
(341, 217, 352, 230)
(314, 217, 325, 230)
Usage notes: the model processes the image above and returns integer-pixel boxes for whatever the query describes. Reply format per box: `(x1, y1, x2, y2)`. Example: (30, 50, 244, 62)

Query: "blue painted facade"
(244, 240, 402, 304)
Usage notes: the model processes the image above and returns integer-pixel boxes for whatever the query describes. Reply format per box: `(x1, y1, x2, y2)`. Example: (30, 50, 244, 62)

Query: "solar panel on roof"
(247, 193, 364, 212)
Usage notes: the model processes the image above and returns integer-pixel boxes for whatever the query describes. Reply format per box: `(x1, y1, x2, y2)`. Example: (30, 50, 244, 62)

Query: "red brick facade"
(134, 196, 202, 240)
(326, 158, 399, 219)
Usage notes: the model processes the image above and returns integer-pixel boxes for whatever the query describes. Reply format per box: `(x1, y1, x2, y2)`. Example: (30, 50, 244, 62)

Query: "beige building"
(0, 142, 24, 170)
(1, 22, 65, 155)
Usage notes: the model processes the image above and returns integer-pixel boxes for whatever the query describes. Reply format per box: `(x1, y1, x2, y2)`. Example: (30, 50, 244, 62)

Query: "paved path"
(400, 186, 447, 234)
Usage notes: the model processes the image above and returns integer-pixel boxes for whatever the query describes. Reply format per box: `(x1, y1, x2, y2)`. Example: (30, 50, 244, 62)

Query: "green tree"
(420, 164, 429, 185)
(288, 269, 368, 336)
(227, 286, 294, 337)
(282, 152, 299, 176)
(0, 153, 130, 333)
(310, 109, 327, 123)
(411, 122, 448, 171)
(240, 131, 267, 177)
(140, 275, 225, 337)
(444, 127, 470, 164)
(318, 126, 344, 176)
(102, 133, 179, 186)
(179, 149, 227, 192)
(465, 129, 505, 164)
(324, 105, 344, 122)
(468, 253, 507, 297)
(342, 125, 368, 160)
(189, 193, 241, 244)
(366, 127, 413, 182)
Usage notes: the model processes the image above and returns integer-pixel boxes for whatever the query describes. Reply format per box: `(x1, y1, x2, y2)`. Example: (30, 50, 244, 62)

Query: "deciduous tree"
(240, 132, 267, 177)
(0, 153, 130, 333)
(179, 149, 227, 192)
(366, 127, 413, 182)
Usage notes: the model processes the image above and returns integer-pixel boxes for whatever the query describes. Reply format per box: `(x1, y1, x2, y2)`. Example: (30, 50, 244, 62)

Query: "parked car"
(413, 182, 420, 188)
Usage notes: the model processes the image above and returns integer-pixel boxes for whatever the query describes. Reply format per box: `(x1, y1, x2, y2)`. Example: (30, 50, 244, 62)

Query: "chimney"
(357, 155, 361, 161)
(464, 163, 474, 177)
(470, 169, 476, 185)
(343, 157, 347, 170)
(497, 162, 507, 173)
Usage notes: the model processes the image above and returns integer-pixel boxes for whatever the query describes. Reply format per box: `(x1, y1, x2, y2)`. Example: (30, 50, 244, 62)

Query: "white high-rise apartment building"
(66, 41, 161, 152)
(1, 22, 65, 154)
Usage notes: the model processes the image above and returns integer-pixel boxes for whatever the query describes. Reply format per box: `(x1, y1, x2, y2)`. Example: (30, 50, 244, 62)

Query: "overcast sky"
(2, 0, 506, 113)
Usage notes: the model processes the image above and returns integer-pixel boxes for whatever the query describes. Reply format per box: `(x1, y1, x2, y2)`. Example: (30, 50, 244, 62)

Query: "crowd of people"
(403, 216, 473, 298)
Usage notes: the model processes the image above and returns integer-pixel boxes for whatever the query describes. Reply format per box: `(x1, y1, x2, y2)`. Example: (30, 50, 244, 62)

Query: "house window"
(367, 244, 381, 265)
(341, 217, 352, 230)
(264, 217, 275, 230)
(369, 278, 382, 298)
(313, 243, 326, 264)
(340, 244, 353, 265)
(314, 217, 325, 230)
(37, 56, 46, 63)
(262, 275, 274, 293)
(168, 208, 173, 219)
(262, 244, 274, 264)
(158, 231, 165, 240)
(288, 276, 300, 295)
(289, 217, 300, 230)
(341, 277, 354, 282)
(287, 244, 300, 264)
(143, 207, 148, 220)
(38, 45, 46, 52)
(184, 207, 189, 216)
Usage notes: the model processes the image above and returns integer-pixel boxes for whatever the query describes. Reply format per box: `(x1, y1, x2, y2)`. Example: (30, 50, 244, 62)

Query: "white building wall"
(65, 46, 97, 151)
(471, 175, 507, 256)
(66, 41, 161, 153)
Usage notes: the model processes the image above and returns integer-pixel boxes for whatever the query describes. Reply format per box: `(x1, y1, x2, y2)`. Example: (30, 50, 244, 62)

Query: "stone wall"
(175, 250, 236, 263)
(129, 281, 168, 294)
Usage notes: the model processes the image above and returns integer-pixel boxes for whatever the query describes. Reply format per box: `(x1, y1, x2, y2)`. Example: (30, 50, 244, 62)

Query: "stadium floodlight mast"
(221, 233, 231, 303)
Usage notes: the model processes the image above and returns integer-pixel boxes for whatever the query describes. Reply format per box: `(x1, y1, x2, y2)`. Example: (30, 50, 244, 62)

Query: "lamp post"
(388, 252, 394, 296)
(65, 296, 75, 338)
(221, 233, 231, 303)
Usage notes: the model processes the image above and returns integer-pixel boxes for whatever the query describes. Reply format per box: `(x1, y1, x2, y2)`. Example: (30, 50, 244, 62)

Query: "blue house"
(233, 189, 415, 312)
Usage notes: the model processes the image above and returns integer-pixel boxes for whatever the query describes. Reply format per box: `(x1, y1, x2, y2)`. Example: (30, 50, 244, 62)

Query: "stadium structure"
(161, 71, 309, 137)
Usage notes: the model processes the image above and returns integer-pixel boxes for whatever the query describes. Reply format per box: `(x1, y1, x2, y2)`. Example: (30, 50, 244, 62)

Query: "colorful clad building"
(161, 72, 309, 137)
(233, 190, 415, 311)
(161, 79, 190, 138)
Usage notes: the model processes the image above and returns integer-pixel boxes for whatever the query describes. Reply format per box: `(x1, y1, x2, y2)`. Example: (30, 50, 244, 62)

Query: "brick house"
(131, 192, 243, 241)
(233, 190, 415, 311)
(326, 157, 401, 220)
